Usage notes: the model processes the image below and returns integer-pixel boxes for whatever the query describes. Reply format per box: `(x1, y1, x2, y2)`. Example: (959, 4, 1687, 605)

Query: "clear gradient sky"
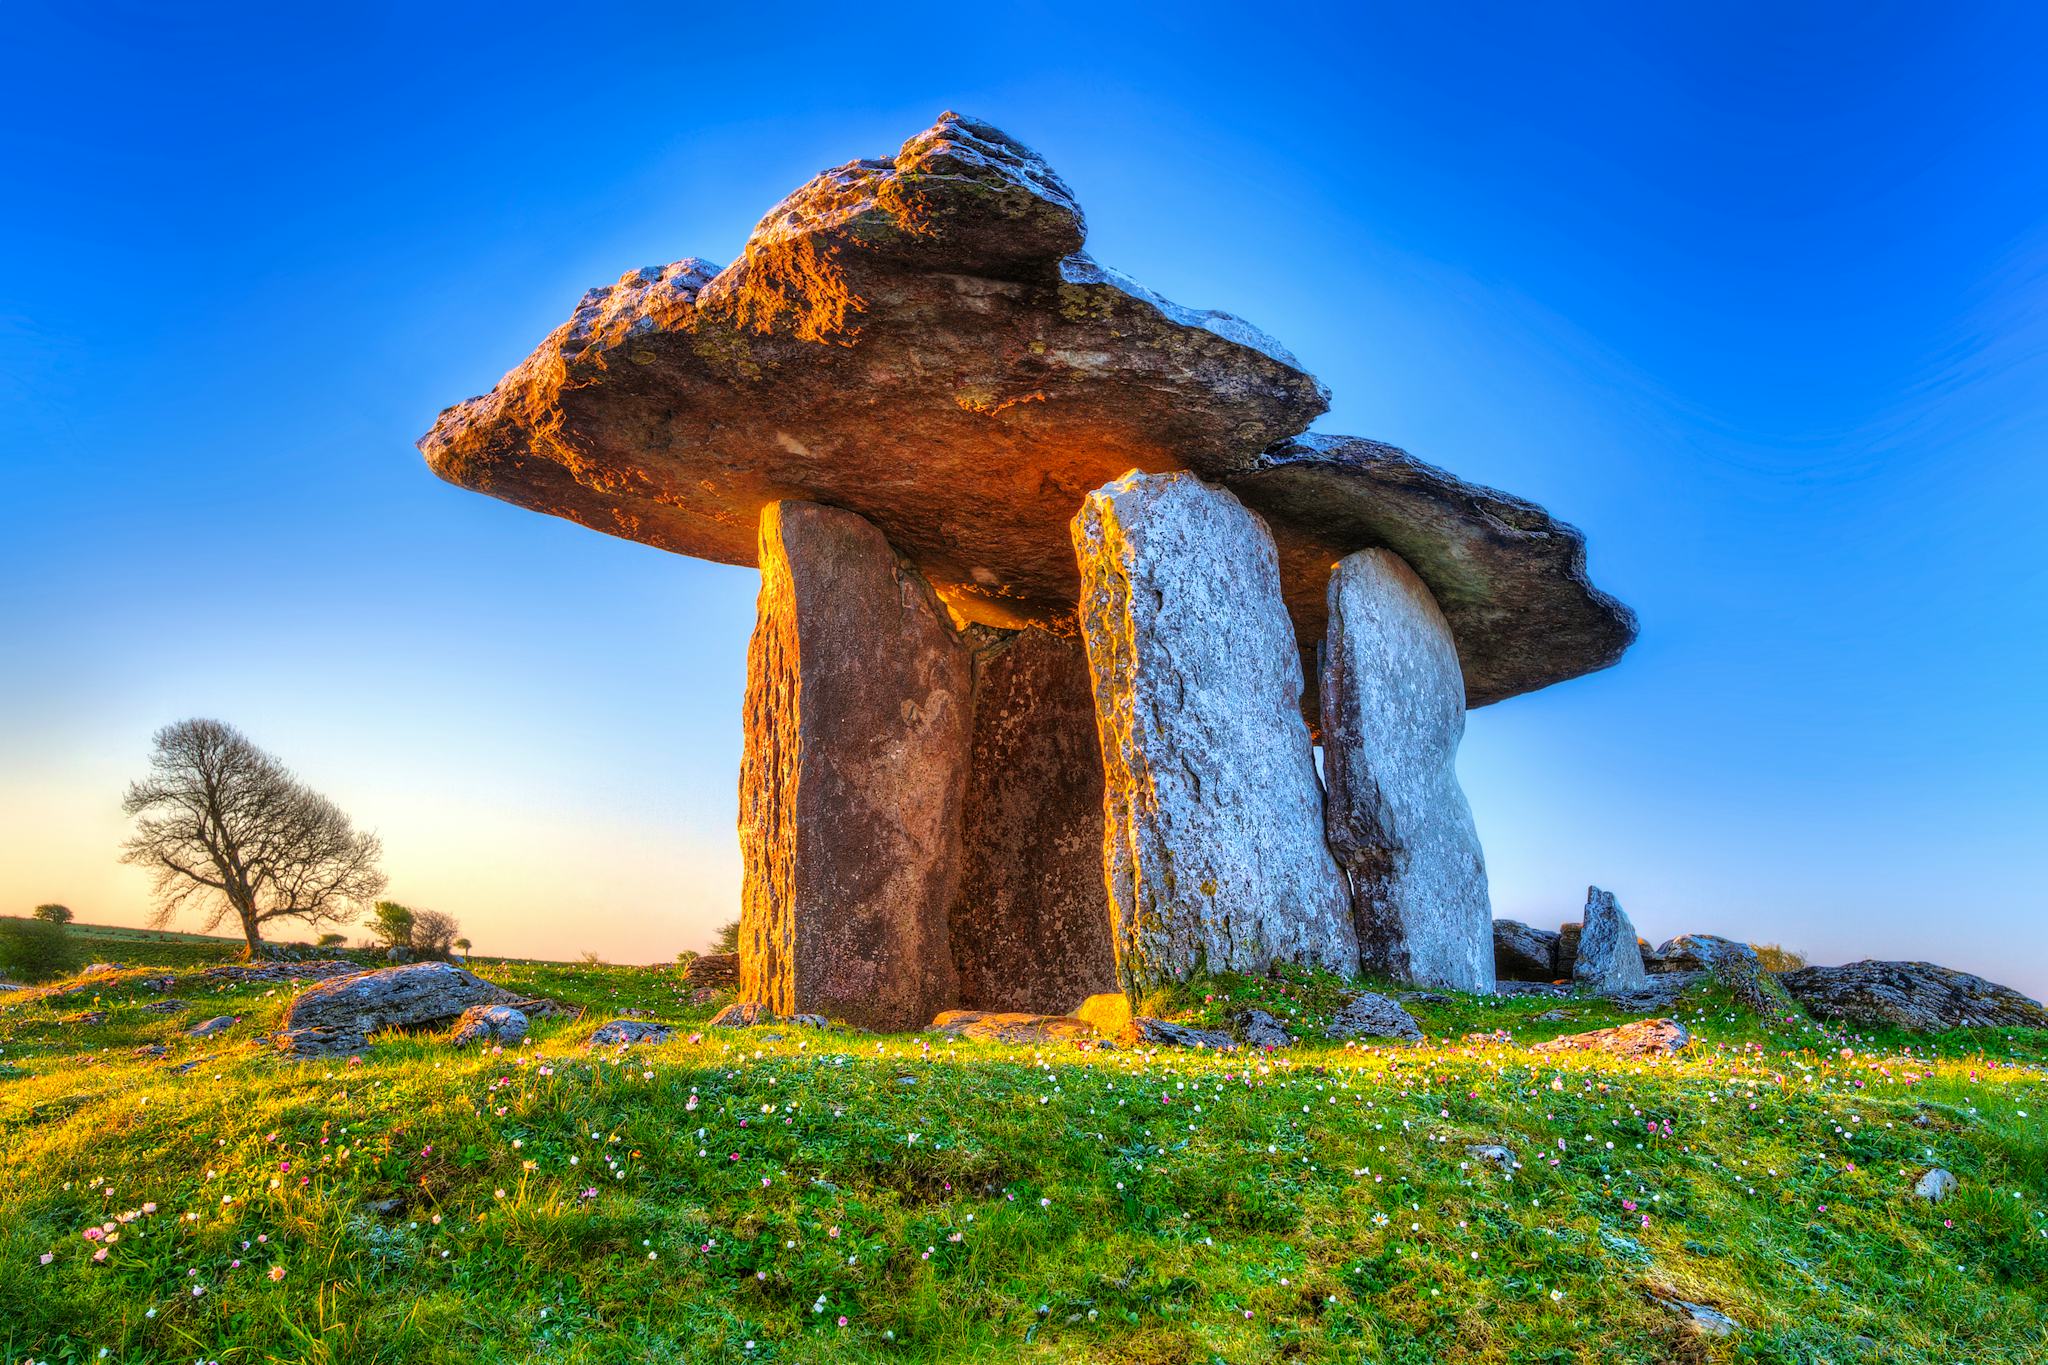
(4, 4, 2044, 984)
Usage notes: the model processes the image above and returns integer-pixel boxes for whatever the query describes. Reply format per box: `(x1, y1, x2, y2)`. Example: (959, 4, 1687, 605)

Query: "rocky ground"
(3, 943, 2046, 1363)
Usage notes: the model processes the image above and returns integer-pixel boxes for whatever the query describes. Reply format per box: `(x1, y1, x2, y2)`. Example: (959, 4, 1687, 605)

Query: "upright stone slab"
(1573, 886, 1650, 994)
(1071, 471, 1356, 992)
(739, 501, 971, 1031)
(952, 627, 1118, 1013)
(1320, 548, 1495, 993)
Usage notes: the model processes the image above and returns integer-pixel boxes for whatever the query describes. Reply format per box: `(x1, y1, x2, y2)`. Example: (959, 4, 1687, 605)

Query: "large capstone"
(951, 626, 1117, 1013)
(1321, 548, 1494, 992)
(1573, 886, 1650, 994)
(1072, 470, 1355, 991)
(420, 115, 1636, 710)
(738, 501, 971, 1031)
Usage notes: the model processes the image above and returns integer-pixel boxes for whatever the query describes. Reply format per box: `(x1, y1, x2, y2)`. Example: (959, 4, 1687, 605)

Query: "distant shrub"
(580, 950, 606, 965)
(316, 932, 347, 947)
(32, 903, 74, 925)
(711, 918, 740, 955)
(366, 901, 416, 952)
(0, 918, 85, 982)
(1752, 942, 1809, 972)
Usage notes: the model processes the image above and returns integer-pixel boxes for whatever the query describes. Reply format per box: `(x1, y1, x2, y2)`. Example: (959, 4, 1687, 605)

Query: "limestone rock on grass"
(1073, 471, 1355, 991)
(930, 1010, 1098, 1045)
(1779, 961, 2048, 1032)
(1237, 1009, 1294, 1050)
(1531, 1017, 1690, 1058)
(589, 1019, 674, 1047)
(1324, 992, 1423, 1043)
(1648, 1292, 1738, 1336)
(1493, 921, 1561, 981)
(450, 1004, 528, 1047)
(188, 1015, 236, 1038)
(738, 501, 971, 1032)
(1572, 887, 1649, 995)
(1321, 548, 1493, 992)
(1914, 1168, 1958, 1202)
(1653, 935, 1757, 974)
(1127, 1018, 1236, 1050)
(283, 961, 525, 1036)
(709, 1001, 774, 1029)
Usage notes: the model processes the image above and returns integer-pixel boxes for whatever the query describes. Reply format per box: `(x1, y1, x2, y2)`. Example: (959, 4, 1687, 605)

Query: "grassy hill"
(2, 947, 2045, 1363)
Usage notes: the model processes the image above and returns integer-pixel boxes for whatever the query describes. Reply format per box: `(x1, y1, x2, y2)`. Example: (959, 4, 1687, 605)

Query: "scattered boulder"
(1648, 1292, 1738, 1336)
(141, 998, 192, 1014)
(1324, 992, 1424, 1043)
(1779, 961, 2048, 1032)
(188, 1015, 237, 1038)
(1606, 971, 1706, 1013)
(1531, 1018, 1690, 1058)
(449, 1004, 528, 1047)
(1497, 980, 1572, 999)
(930, 1010, 1098, 1045)
(204, 960, 360, 986)
(1074, 471, 1356, 987)
(1914, 1168, 1958, 1202)
(682, 953, 738, 989)
(952, 626, 1117, 1014)
(1654, 935, 1758, 974)
(67, 1011, 109, 1026)
(273, 1026, 367, 1058)
(1074, 993, 1134, 1040)
(131, 1043, 169, 1059)
(1237, 1009, 1294, 1050)
(1492, 920, 1561, 982)
(281, 962, 528, 1038)
(588, 1019, 674, 1047)
(1127, 1018, 1236, 1050)
(1321, 548, 1494, 992)
(81, 962, 124, 974)
(737, 501, 970, 1033)
(709, 1001, 776, 1029)
(1466, 1143, 1517, 1170)
(1572, 887, 1649, 995)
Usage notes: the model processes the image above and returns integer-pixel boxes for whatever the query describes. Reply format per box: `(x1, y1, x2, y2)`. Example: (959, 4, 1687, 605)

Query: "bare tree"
(410, 909, 461, 960)
(121, 719, 387, 956)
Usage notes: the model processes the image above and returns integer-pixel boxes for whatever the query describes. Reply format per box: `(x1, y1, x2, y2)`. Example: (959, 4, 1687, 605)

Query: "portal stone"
(1320, 548, 1494, 992)
(1572, 886, 1650, 994)
(738, 501, 971, 1031)
(1071, 470, 1355, 992)
(951, 626, 1117, 1013)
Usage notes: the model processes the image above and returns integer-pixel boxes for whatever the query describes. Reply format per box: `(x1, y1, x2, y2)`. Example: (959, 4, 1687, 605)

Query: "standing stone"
(952, 627, 1117, 1013)
(739, 501, 971, 1032)
(1072, 471, 1356, 992)
(1321, 548, 1494, 992)
(1573, 886, 1649, 994)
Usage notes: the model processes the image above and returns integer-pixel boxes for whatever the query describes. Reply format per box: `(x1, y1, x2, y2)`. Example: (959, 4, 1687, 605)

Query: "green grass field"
(2, 933, 2045, 1363)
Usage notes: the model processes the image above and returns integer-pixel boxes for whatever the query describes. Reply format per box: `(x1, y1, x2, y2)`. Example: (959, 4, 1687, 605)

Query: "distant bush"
(32, 903, 74, 925)
(1751, 942, 1809, 972)
(316, 932, 347, 947)
(711, 918, 740, 955)
(366, 901, 415, 952)
(0, 918, 85, 982)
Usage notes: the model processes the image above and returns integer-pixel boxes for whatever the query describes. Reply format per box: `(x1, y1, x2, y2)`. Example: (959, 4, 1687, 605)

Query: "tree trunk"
(238, 909, 264, 959)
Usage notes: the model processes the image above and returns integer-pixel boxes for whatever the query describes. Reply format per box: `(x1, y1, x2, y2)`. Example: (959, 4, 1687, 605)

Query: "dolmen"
(421, 113, 1637, 1029)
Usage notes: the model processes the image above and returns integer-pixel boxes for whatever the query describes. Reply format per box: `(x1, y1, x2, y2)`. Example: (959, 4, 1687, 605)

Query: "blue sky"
(4, 3, 2044, 984)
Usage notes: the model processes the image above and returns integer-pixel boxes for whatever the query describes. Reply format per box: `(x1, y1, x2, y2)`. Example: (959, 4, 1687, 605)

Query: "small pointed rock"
(1572, 887, 1649, 994)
